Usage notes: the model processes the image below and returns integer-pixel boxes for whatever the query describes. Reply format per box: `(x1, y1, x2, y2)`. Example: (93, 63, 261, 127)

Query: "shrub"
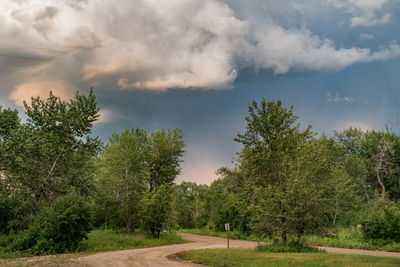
(361, 206, 400, 242)
(9, 192, 94, 254)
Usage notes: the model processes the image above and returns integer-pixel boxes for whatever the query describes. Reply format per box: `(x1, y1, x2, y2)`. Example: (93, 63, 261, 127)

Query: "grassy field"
(177, 248, 400, 267)
(178, 228, 400, 252)
(78, 229, 186, 253)
(0, 229, 185, 260)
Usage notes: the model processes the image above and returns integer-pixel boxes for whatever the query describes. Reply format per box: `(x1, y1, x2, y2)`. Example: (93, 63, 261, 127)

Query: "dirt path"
(317, 246, 400, 257)
(3, 234, 400, 266)
(66, 233, 255, 267)
(67, 234, 400, 266)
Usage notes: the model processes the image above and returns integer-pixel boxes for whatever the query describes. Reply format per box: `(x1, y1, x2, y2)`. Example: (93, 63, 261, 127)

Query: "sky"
(1, 0, 400, 184)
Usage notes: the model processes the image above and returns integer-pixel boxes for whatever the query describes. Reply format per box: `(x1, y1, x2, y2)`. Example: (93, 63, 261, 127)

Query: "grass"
(78, 229, 186, 253)
(305, 226, 400, 252)
(177, 248, 400, 267)
(0, 229, 186, 263)
(179, 228, 400, 252)
(256, 243, 325, 253)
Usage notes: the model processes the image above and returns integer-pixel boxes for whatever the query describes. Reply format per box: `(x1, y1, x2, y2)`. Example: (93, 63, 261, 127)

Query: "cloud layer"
(1, 0, 400, 105)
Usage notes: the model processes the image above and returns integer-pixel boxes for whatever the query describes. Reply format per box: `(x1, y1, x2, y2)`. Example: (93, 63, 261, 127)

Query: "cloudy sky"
(1, 0, 400, 184)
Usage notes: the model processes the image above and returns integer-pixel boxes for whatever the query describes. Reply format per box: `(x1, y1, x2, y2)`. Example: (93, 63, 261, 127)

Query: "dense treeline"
(0, 90, 184, 254)
(172, 99, 400, 245)
(94, 128, 184, 237)
(1, 91, 399, 255)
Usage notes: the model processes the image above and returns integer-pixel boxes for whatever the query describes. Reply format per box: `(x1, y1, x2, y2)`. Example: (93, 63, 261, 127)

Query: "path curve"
(66, 233, 400, 266)
(68, 233, 255, 267)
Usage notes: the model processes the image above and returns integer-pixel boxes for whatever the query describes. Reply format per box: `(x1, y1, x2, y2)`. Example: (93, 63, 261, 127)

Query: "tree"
(94, 128, 185, 237)
(0, 90, 101, 231)
(172, 181, 200, 229)
(335, 129, 400, 200)
(141, 184, 173, 238)
(147, 129, 185, 194)
(95, 128, 148, 233)
(235, 98, 312, 244)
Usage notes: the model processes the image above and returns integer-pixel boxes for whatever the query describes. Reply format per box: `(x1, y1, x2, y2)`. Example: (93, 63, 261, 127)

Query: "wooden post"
(225, 223, 230, 249)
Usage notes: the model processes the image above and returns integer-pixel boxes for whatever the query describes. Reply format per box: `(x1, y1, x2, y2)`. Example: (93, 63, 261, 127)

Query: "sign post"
(225, 223, 230, 249)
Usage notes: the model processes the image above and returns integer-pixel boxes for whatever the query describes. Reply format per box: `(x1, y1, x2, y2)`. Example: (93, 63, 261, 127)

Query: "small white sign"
(225, 223, 230, 231)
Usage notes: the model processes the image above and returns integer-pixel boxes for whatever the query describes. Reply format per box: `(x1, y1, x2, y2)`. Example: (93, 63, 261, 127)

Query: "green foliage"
(234, 99, 340, 244)
(94, 128, 184, 236)
(142, 184, 173, 238)
(78, 229, 186, 253)
(361, 206, 400, 242)
(172, 182, 203, 229)
(95, 128, 148, 233)
(0, 90, 101, 233)
(256, 242, 325, 253)
(335, 128, 400, 200)
(148, 129, 185, 193)
(8, 192, 93, 254)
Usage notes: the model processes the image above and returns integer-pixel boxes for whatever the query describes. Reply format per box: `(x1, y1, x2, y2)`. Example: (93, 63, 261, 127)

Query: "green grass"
(256, 243, 325, 253)
(179, 228, 400, 252)
(0, 229, 186, 260)
(78, 229, 186, 253)
(177, 248, 400, 267)
(305, 235, 400, 252)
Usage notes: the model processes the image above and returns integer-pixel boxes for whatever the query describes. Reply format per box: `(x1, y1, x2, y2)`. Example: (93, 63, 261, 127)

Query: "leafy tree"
(172, 181, 200, 229)
(142, 184, 173, 238)
(95, 128, 148, 233)
(0, 90, 101, 232)
(94, 128, 184, 237)
(235, 99, 313, 244)
(335, 129, 400, 200)
(147, 129, 185, 193)
(0, 90, 101, 209)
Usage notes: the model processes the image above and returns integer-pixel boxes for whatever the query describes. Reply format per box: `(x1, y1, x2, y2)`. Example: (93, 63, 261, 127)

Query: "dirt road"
(68, 234, 400, 267)
(3, 234, 400, 266)
(68, 233, 256, 267)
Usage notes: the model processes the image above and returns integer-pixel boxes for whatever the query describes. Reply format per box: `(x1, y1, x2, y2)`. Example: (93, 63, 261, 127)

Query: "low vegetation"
(177, 248, 400, 267)
(79, 229, 185, 253)
(0, 229, 185, 259)
(256, 243, 324, 253)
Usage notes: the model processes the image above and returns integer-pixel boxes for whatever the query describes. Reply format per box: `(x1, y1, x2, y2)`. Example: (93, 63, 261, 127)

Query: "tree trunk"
(376, 171, 386, 198)
(281, 216, 287, 244)
(281, 229, 287, 244)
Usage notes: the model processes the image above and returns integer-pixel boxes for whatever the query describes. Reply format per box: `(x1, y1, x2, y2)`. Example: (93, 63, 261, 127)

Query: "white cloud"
(359, 33, 375, 40)
(1, 0, 400, 100)
(351, 13, 391, 27)
(327, 0, 392, 27)
(327, 92, 354, 102)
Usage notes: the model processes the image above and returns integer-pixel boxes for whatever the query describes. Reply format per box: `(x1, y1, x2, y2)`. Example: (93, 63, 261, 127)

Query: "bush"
(256, 241, 325, 253)
(361, 206, 400, 242)
(9, 192, 94, 254)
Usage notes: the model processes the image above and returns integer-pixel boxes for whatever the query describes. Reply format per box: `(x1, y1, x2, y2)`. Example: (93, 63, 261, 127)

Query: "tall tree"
(147, 129, 185, 194)
(235, 99, 312, 243)
(95, 128, 148, 233)
(0, 90, 101, 231)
